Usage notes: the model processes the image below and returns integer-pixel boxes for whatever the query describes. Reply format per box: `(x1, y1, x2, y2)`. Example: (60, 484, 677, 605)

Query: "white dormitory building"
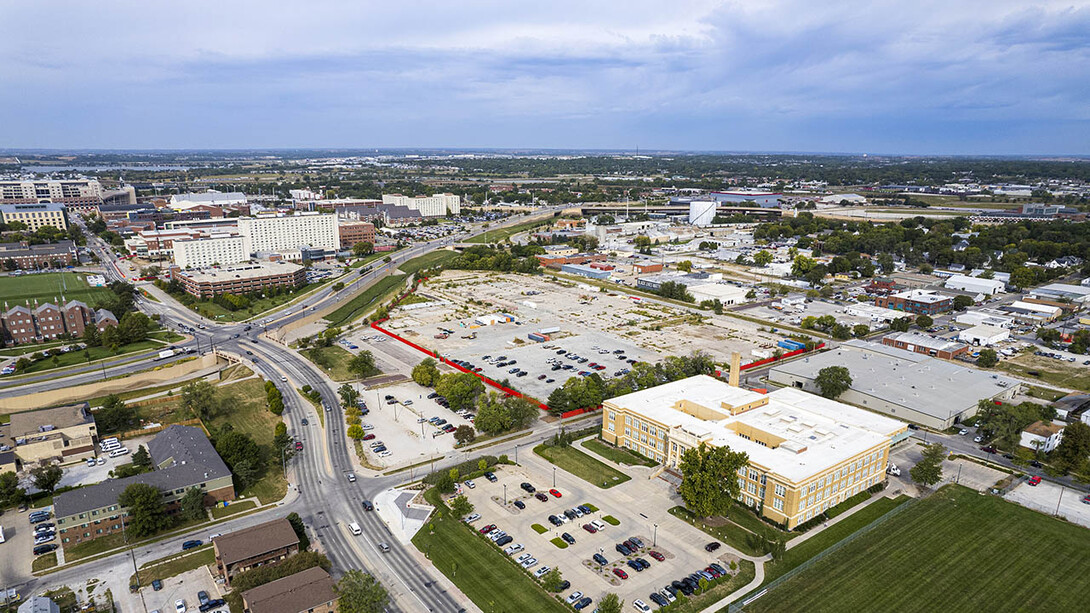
(945, 274, 1005, 296)
(381, 193, 460, 217)
(173, 235, 248, 269)
(236, 213, 339, 255)
(169, 192, 247, 210)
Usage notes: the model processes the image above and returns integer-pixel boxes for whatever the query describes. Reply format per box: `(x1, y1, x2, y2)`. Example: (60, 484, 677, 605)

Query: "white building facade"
(0, 179, 102, 202)
(945, 274, 1005, 295)
(236, 213, 338, 255)
(173, 235, 248, 269)
(381, 193, 460, 217)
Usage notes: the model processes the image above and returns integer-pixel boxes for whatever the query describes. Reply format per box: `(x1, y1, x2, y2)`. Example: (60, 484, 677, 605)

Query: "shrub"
(532, 524, 548, 534)
(550, 537, 568, 549)
(602, 515, 620, 526)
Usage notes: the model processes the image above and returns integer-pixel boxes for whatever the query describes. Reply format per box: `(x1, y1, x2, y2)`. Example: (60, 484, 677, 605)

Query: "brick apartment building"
(215, 518, 301, 585)
(0, 300, 116, 345)
(882, 332, 969, 359)
(242, 567, 338, 613)
(338, 221, 376, 249)
(874, 289, 952, 315)
(0, 241, 78, 269)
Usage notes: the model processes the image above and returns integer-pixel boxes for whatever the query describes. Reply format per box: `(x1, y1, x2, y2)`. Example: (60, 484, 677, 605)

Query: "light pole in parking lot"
(503, 484, 507, 505)
(552, 466, 556, 488)
(653, 523, 658, 546)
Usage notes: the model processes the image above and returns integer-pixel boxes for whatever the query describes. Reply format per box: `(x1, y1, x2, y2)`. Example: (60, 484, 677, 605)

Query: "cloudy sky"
(2, 0, 1088, 153)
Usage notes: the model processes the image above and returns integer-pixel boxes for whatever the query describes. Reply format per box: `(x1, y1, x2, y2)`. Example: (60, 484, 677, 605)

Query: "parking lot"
(452, 450, 745, 609)
(143, 565, 224, 613)
(343, 380, 475, 470)
(1005, 479, 1090, 529)
(0, 510, 36, 584)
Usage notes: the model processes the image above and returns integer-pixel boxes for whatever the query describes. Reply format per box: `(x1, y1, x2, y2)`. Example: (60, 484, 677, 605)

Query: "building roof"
(53, 425, 230, 518)
(604, 375, 903, 482)
(215, 518, 299, 566)
(687, 283, 748, 300)
(945, 275, 1005, 292)
(8, 403, 94, 440)
(886, 332, 966, 353)
(769, 340, 1018, 421)
(243, 567, 336, 613)
(176, 261, 304, 282)
(170, 192, 246, 206)
(0, 240, 76, 257)
(18, 597, 59, 613)
(0, 202, 65, 214)
(1024, 421, 1064, 437)
(890, 289, 949, 304)
(1030, 283, 1090, 301)
(960, 324, 1008, 339)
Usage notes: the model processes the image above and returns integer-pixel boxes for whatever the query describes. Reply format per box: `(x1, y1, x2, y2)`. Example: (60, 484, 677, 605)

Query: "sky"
(1, 0, 1089, 154)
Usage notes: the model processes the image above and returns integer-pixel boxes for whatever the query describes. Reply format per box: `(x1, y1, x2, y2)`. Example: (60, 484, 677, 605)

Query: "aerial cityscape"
(2, 3, 1090, 613)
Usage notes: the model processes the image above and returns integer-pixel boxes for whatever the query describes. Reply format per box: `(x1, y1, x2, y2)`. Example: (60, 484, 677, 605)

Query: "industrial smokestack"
(729, 352, 741, 388)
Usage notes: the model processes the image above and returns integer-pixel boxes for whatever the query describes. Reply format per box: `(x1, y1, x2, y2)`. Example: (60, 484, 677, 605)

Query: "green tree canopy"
(597, 593, 623, 613)
(435, 372, 485, 412)
(1052, 421, 1090, 474)
(179, 486, 207, 521)
(678, 443, 749, 517)
(336, 570, 389, 613)
(349, 351, 379, 379)
(910, 443, 946, 487)
(287, 512, 311, 551)
(815, 366, 852, 399)
(30, 464, 63, 494)
(412, 358, 440, 387)
(118, 482, 172, 537)
(977, 348, 999, 368)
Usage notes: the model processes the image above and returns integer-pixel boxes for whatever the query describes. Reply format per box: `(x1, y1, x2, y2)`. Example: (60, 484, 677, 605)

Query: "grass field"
(412, 488, 570, 613)
(0, 272, 113, 307)
(581, 438, 658, 467)
(398, 250, 457, 276)
(183, 281, 326, 323)
(133, 546, 215, 586)
(746, 487, 1090, 612)
(32, 552, 58, 573)
(301, 345, 359, 382)
(533, 443, 631, 488)
(207, 378, 287, 504)
(997, 353, 1090, 392)
(11, 339, 162, 376)
(1024, 385, 1066, 402)
(467, 218, 549, 244)
(324, 273, 407, 326)
(211, 499, 257, 519)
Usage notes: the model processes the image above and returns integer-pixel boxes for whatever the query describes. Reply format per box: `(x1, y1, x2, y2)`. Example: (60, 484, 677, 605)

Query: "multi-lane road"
(6, 210, 565, 612)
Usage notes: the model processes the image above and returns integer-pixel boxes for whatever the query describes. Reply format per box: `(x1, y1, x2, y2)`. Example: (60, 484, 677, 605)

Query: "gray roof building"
(769, 340, 1020, 429)
(242, 567, 338, 613)
(18, 597, 59, 613)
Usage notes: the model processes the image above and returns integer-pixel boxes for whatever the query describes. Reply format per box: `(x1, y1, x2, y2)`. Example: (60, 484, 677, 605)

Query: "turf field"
(0, 272, 112, 307)
(745, 486, 1090, 613)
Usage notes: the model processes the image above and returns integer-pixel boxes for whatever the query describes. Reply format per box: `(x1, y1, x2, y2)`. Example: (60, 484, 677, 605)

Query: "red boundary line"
(739, 342, 826, 371)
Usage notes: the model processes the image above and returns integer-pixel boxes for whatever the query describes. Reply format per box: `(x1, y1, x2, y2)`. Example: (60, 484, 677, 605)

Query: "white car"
(464, 513, 481, 523)
(566, 592, 584, 604)
(464, 480, 475, 489)
(377, 451, 391, 457)
(175, 600, 187, 613)
(361, 424, 374, 431)
(959, 428, 968, 436)
(516, 552, 533, 563)
(504, 543, 523, 555)
(632, 599, 651, 612)
(533, 566, 551, 578)
(660, 589, 676, 603)
(974, 436, 983, 443)
(280, 376, 288, 382)
(521, 557, 538, 569)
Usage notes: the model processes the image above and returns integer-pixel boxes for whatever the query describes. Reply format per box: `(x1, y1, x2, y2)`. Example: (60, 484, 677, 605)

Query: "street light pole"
(1055, 485, 1065, 516)
(553, 466, 556, 488)
(503, 484, 507, 505)
(653, 523, 658, 546)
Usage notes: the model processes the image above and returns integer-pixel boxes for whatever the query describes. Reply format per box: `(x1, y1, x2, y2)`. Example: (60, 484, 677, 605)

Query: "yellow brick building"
(601, 375, 907, 528)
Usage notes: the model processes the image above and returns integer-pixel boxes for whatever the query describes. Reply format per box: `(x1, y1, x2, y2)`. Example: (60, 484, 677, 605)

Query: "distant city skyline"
(2, 1, 1088, 154)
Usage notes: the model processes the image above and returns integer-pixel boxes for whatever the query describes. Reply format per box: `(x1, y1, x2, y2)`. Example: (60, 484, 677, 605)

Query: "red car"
(1082, 495, 1090, 505)
(549, 489, 562, 498)
(582, 523, 597, 534)
(612, 568, 628, 580)
(705, 566, 721, 578)
(479, 524, 496, 534)
(294, 441, 303, 451)
(1028, 476, 1042, 486)
(648, 551, 664, 562)
(363, 433, 376, 441)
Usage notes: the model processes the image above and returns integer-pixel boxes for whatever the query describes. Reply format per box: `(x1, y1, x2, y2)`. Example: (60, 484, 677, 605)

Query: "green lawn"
(349, 250, 395, 269)
(533, 444, 631, 488)
(207, 378, 287, 504)
(5, 339, 162, 377)
(182, 282, 327, 323)
(997, 353, 1090, 393)
(0, 272, 113, 307)
(301, 345, 360, 382)
(323, 273, 407, 327)
(133, 546, 215, 586)
(670, 506, 762, 556)
(0, 339, 68, 357)
(211, 499, 257, 519)
(581, 438, 658, 467)
(32, 552, 58, 573)
(746, 487, 1090, 612)
(467, 218, 549, 244)
(412, 488, 570, 613)
(397, 250, 458, 276)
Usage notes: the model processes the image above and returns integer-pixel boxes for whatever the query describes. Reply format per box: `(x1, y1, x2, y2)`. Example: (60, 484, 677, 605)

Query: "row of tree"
(546, 353, 716, 415)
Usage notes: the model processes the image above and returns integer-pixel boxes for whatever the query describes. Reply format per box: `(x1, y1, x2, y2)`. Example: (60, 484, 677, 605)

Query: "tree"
(1036, 327, 1062, 347)
(287, 512, 311, 551)
(678, 443, 749, 518)
(752, 250, 773, 267)
(214, 431, 266, 489)
(1052, 421, 1090, 474)
(830, 323, 852, 340)
(435, 372, 485, 412)
(977, 348, 999, 368)
(814, 366, 852, 399)
(132, 445, 152, 469)
(338, 384, 360, 408)
(475, 392, 513, 434)
(336, 570, 389, 613)
(541, 567, 565, 592)
(890, 317, 912, 332)
(915, 314, 933, 329)
(852, 324, 870, 338)
(274, 422, 292, 451)
(347, 424, 365, 440)
(412, 358, 440, 387)
(791, 255, 816, 278)
(1010, 266, 1036, 289)
(0, 471, 26, 507)
(31, 464, 63, 494)
(676, 260, 693, 273)
(597, 593, 623, 613)
(118, 482, 172, 537)
(181, 380, 224, 420)
(449, 494, 474, 518)
(453, 425, 476, 445)
(348, 351, 378, 379)
(952, 295, 974, 310)
(352, 241, 375, 257)
(117, 311, 153, 344)
(97, 394, 136, 433)
(910, 443, 946, 487)
(179, 486, 207, 521)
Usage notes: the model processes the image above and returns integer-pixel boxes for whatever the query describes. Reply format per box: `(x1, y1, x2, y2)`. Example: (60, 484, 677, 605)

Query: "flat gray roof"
(769, 340, 1017, 420)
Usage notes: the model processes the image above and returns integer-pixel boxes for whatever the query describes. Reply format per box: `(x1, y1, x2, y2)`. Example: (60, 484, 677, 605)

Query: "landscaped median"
(412, 488, 570, 613)
(533, 442, 631, 489)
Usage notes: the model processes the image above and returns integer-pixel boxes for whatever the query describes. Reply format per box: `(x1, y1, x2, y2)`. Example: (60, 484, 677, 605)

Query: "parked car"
(705, 542, 721, 552)
(613, 568, 629, 580)
(582, 523, 597, 534)
(535, 492, 549, 502)
(573, 597, 592, 610)
(520, 482, 536, 493)
(593, 553, 608, 565)
(1028, 475, 1042, 486)
(181, 539, 202, 551)
(513, 500, 526, 509)
(561, 532, 576, 545)
(152, 580, 163, 592)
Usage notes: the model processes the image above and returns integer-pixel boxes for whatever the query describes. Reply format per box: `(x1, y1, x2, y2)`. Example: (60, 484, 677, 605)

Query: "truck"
(156, 349, 175, 360)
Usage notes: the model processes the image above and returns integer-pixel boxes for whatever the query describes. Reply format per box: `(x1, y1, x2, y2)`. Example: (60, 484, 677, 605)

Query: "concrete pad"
(1005, 480, 1090, 529)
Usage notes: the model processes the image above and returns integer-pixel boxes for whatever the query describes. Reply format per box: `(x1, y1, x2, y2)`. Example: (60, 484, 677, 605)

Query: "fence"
(728, 494, 922, 612)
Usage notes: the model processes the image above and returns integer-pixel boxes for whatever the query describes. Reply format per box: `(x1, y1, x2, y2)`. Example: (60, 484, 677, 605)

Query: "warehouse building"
(875, 289, 952, 315)
(688, 283, 749, 305)
(1028, 283, 1090, 304)
(769, 340, 1020, 430)
(955, 309, 1015, 328)
(958, 325, 1010, 346)
(601, 375, 906, 528)
(882, 332, 969, 359)
(560, 263, 611, 280)
(945, 274, 1005, 296)
(1000, 300, 1062, 324)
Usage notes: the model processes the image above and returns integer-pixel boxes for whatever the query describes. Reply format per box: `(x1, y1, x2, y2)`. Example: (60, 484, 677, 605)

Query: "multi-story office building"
(52, 425, 235, 551)
(236, 213, 338, 255)
(874, 289, 952, 315)
(173, 235, 248, 269)
(214, 518, 300, 585)
(600, 375, 905, 528)
(381, 193, 460, 217)
(174, 261, 305, 298)
(0, 240, 78, 268)
(0, 179, 103, 202)
(338, 221, 376, 249)
(2, 403, 97, 467)
(0, 203, 68, 231)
